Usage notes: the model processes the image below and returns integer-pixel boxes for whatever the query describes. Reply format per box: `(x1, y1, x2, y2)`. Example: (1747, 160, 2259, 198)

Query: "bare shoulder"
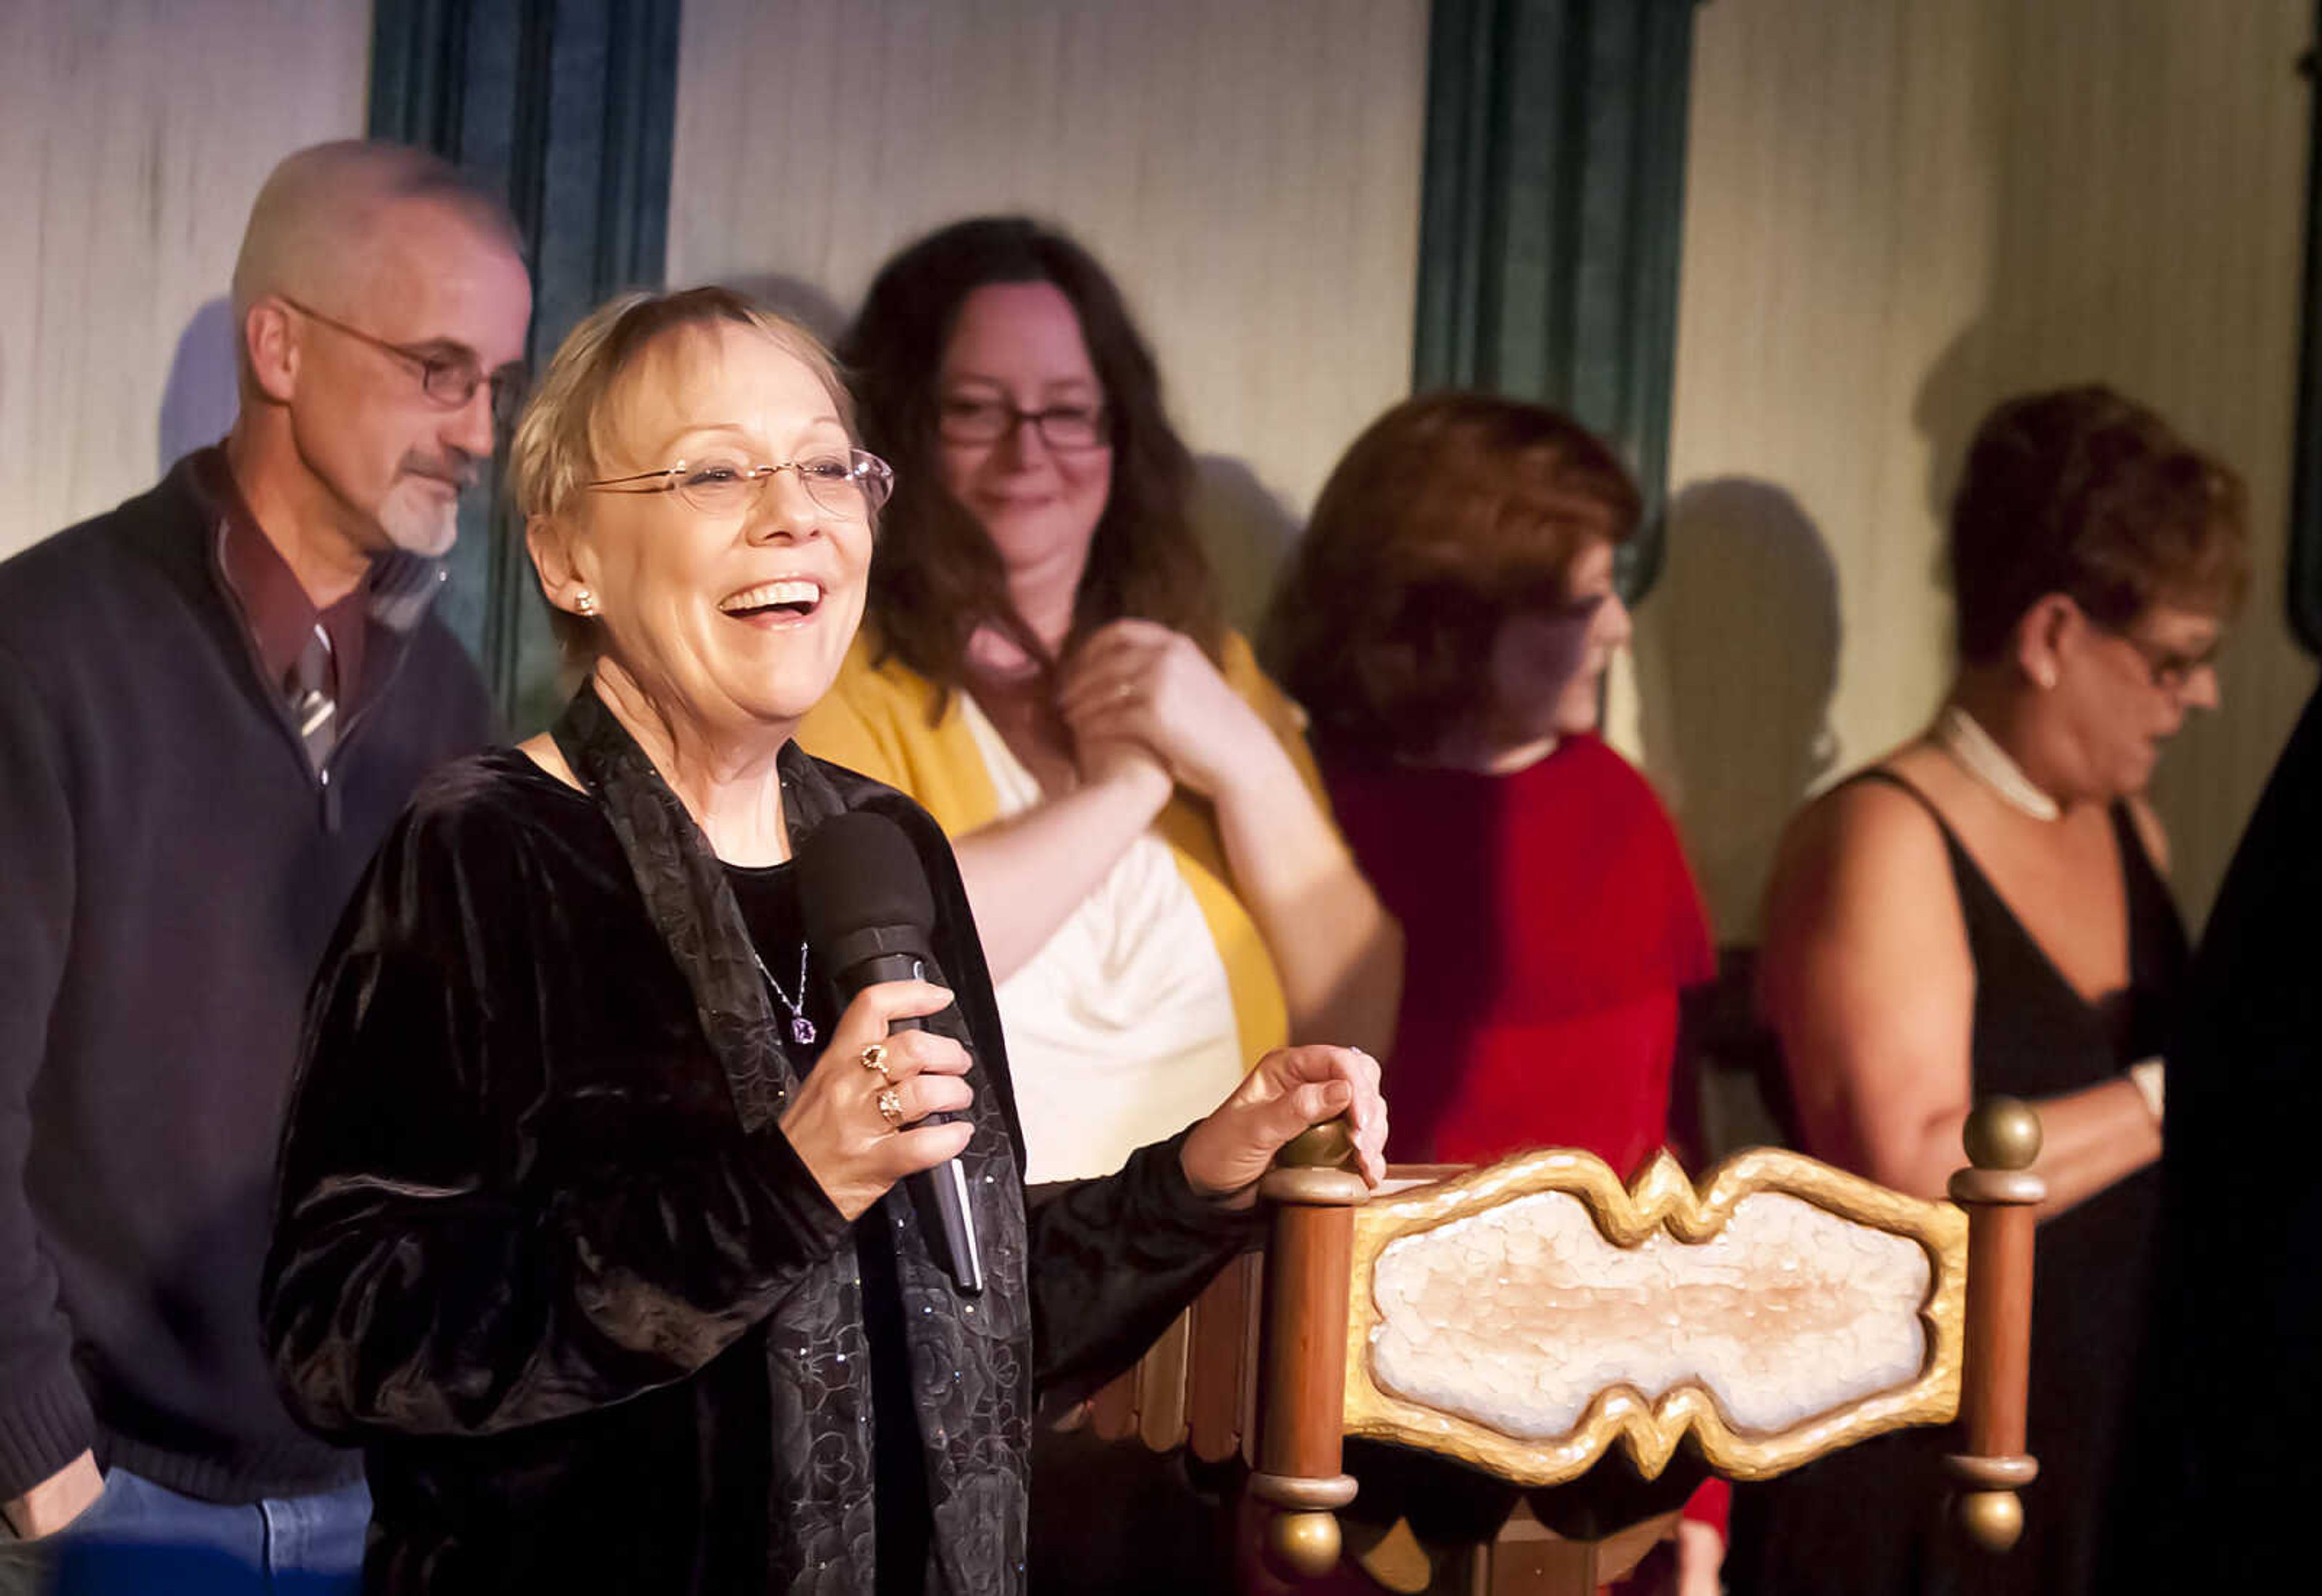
(1760, 753, 1970, 1003)
(1760, 753, 1976, 1082)
(1773, 756, 1955, 900)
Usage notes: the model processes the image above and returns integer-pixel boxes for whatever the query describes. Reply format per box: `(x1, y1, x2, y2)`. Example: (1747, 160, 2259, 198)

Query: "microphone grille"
(796, 810, 939, 952)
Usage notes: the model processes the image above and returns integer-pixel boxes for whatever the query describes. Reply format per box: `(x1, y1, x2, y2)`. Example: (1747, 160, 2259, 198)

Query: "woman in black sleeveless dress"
(1731, 386, 2248, 1596)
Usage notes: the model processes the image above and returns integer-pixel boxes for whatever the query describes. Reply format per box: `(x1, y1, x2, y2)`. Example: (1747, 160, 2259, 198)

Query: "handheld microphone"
(796, 811, 985, 1295)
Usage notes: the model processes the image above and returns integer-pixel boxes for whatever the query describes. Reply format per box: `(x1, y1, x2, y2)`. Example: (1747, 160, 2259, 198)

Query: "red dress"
(1324, 735, 1728, 1569)
(1327, 735, 1714, 1170)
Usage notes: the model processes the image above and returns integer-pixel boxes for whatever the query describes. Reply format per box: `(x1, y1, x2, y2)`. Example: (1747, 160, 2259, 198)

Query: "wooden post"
(1945, 1096, 2044, 1551)
(1247, 1120, 1369, 1583)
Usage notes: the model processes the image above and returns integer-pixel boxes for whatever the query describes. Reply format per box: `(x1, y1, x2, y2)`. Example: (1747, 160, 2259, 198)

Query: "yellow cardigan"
(795, 630, 1334, 1066)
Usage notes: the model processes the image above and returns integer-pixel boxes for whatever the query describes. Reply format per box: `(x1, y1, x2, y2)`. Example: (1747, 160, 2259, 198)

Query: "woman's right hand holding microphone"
(779, 980, 975, 1222)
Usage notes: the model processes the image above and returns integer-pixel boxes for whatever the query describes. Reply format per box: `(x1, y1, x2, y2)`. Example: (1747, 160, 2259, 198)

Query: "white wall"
(15, 0, 2304, 940)
(1618, 0, 2317, 939)
(0, 0, 371, 558)
(666, 0, 1430, 632)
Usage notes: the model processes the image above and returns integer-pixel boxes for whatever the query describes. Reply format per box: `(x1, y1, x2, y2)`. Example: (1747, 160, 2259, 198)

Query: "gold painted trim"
(1340, 1147, 1967, 1485)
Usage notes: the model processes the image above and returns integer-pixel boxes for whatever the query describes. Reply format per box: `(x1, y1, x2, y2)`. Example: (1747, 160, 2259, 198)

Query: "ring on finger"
(860, 1042, 891, 1081)
(875, 1085, 905, 1130)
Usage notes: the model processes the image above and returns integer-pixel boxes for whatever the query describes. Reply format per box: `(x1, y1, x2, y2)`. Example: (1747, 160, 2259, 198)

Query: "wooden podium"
(1086, 1099, 2045, 1594)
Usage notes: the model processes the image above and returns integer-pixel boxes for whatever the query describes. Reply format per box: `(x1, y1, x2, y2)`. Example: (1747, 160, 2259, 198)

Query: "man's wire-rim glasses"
(279, 294, 530, 429)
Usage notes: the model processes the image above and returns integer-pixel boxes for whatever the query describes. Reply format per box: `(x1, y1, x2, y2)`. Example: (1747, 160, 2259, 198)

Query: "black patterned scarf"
(550, 678, 821, 1129)
(549, 679, 1035, 1596)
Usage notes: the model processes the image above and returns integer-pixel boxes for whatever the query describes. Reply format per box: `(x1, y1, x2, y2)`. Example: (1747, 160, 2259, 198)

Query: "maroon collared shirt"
(190, 447, 369, 709)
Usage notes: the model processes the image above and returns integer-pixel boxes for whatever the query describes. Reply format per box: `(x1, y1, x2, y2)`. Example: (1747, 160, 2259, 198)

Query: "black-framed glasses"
(937, 394, 1110, 451)
(279, 296, 530, 428)
(2104, 626, 2222, 694)
(585, 451, 896, 521)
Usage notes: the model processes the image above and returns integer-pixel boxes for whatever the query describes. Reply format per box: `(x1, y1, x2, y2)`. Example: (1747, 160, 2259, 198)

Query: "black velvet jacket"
(262, 739, 1258, 1595)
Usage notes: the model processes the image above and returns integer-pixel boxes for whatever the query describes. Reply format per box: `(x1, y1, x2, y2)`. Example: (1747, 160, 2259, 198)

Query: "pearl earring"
(2034, 665, 2057, 690)
(574, 590, 599, 617)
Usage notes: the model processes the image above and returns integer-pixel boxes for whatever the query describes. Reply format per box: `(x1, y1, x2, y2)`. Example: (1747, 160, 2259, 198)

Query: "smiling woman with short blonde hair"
(507, 286, 855, 667)
(259, 287, 1388, 1596)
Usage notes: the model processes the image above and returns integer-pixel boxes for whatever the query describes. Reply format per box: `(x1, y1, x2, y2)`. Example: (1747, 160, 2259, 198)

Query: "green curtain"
(1414, 0, 1700, 598)
(369, 0, 683, 730)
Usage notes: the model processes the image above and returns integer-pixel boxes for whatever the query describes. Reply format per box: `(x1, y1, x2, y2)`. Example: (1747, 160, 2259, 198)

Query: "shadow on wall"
(1911, 320, 1995, 587)
(1637, 480, 1841, 1160)
(1633, 478, 1842, 944)
(159, 297, 240, 470)
(1192, 455, 1301, 638)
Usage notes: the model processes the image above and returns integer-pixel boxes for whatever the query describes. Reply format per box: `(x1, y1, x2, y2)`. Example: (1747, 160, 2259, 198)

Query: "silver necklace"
(752, 943, 817, 1046)
(1932, 705, 2061, 822)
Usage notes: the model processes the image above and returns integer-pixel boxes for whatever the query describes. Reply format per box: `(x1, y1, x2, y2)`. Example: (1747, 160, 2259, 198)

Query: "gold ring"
(876, 1086, 904, 1129)
(860, 1042, 889, 1079)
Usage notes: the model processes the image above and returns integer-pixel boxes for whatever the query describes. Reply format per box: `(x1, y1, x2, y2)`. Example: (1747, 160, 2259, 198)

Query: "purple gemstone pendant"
(791, 1016, 818, 1046)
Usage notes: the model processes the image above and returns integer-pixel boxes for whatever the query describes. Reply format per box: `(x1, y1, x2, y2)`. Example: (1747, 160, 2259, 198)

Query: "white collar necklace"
(1933, 704, 2062, 822)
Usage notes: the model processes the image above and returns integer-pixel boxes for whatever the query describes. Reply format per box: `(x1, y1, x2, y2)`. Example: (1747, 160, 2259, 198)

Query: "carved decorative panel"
(1342, 1148, 1966, 1484)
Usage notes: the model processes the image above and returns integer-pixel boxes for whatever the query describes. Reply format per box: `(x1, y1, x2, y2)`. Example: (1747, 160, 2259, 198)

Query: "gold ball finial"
(1280, 1119, 1357, 1170)
(1963, 1097, 2043, 1172)
(1955, 1489, 2025, 1551)
(1266, 1510, 1344, 1578)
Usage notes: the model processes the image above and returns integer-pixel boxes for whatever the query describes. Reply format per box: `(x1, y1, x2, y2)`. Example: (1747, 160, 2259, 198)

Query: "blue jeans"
(0, 1468, 369, 1595)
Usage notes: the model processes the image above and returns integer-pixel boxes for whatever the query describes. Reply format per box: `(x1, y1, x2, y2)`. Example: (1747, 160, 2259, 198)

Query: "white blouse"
(961, 697, 1248, 1184)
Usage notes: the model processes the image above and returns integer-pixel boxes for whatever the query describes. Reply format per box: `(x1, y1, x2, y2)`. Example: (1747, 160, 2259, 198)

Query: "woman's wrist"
(1178, 1122, 1254, 1207)
(2126, 1058, 2165, 1127)
(1156, 1126, 1269, 1227)
(1091, 747, 1174, 811)
(1201, 723, 1312, 821)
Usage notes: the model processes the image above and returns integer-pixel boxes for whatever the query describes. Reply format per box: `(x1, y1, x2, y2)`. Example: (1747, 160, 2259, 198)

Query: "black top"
(1734, 771, 2188, 1596)
(263, 746, 1261, 1595)
(2106, 686, 2322, 1588)
(727, 860, 932, 1596)
(0, 451, 492, 1504)
(1882, 776, 2185, 1089)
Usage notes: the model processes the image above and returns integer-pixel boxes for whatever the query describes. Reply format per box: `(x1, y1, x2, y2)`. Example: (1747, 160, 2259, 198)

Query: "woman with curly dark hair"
(797, 218, 1400, 1596)
(799, 217, 1398, 1191)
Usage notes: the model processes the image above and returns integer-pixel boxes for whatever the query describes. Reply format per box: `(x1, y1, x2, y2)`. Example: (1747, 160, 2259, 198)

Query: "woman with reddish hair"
(1267, 391, 1723, 1595)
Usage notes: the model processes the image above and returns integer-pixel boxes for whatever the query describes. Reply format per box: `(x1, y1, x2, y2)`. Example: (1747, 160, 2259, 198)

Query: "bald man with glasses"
(0, 141, 530, 1591)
